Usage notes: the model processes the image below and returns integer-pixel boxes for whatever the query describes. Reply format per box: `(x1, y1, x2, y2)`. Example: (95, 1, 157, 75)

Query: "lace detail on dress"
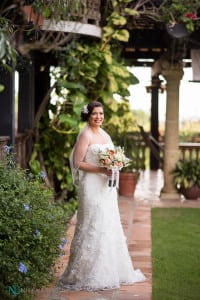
(58, 144, 146, 291)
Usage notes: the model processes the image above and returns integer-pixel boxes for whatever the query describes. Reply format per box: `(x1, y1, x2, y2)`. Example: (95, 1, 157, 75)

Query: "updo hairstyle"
(80, 101, 104, 122)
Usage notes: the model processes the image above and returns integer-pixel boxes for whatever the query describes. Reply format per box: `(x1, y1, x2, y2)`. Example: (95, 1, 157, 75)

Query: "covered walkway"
(34, 170, 200, 300)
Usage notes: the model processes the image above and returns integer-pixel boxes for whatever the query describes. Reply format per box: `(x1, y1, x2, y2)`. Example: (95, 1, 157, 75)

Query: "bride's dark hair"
(81, 101, 104, 122)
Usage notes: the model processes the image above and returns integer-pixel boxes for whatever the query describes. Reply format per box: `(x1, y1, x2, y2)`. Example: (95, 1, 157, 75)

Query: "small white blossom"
(82, 105, 88, 114)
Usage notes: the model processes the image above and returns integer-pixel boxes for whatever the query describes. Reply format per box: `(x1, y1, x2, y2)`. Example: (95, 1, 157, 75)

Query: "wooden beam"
(41, 20, 102, 38)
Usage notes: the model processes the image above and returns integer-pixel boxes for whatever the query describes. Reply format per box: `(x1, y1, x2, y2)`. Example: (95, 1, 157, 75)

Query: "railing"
(158, 142, 200, 161)
(130, 141, 200, 170)
(179, 143, 200, 160)
(1, 135, 200, 170)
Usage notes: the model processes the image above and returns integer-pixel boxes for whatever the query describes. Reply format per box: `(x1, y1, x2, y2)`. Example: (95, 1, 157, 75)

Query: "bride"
(58, 101, 146, 291)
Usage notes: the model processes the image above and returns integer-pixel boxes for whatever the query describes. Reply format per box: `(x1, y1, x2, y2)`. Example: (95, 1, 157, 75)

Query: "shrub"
(0, 147, 66, 299)
(172, 159, 200, 189)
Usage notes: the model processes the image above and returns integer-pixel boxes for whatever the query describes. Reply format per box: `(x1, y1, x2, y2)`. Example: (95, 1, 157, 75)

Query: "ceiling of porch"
(122, 22, 200, 67)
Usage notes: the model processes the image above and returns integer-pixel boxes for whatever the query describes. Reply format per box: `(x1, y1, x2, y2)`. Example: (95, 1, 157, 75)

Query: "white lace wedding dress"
(59, 143, 146, 291)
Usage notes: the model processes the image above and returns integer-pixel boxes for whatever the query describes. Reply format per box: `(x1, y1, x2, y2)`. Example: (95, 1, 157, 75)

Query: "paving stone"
(34, 170, 200, 300)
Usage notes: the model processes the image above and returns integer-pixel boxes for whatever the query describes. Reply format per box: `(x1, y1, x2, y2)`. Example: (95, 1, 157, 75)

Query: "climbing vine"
(31, 1, 140, 201)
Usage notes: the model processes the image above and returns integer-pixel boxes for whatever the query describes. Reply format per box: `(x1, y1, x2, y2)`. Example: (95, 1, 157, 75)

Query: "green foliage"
(152, 207, 200, 300)
(0, 12, 17, 87)
(101, 3, 131, 48)
(105, 101, 144, 172)
(0, 84, 5, 92)
(33, 33, 139, 200)
(171, 159, 200, 189)
(0, 15, 17, 90)
(62, 198, 78, 221)
(105, 100, 137, 136)
(29, 0, 140, 200)
(32, 0, 85, 21)
(0, 19, 16, 72)
(122, 132, 145, 172)
(179, 130, 200, 143)
(30, 121, 78, 201)
(0, 149, 66, 300)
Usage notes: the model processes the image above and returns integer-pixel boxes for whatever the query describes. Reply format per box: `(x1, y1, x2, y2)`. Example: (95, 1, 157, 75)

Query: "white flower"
(82, 105, 88, 114)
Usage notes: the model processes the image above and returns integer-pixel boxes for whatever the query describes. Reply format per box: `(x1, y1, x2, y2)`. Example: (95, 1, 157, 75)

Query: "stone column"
(0, 68, 15, 146)
(18, 62, 35, 133)
(150, 76, 162, 170)
(160, 60, 184, 199)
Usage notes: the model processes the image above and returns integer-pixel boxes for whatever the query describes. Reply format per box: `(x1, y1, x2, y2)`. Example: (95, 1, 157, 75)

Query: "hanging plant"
(159, 0, 200, 33)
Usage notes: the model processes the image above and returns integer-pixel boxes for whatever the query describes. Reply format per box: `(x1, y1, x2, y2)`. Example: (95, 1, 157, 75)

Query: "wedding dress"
(59, 142, 146, 291)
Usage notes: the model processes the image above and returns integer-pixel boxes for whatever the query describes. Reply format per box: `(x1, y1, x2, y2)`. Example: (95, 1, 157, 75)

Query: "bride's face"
(88, 106, 104, 127)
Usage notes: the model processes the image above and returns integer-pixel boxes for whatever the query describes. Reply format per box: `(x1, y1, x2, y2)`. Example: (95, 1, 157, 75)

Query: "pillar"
(160, 60, 184, 199)
(18, 62, 35, 133)
(0, 68, 15, 146)
(34, 55, 50, 115)
(150, 76, 162, 170)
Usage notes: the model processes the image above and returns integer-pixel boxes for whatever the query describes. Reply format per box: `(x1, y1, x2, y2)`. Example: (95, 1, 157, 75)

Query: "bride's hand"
(100, 167, 111, 176)
(102, 168, 117, 179)
(106, 169, 113, 177)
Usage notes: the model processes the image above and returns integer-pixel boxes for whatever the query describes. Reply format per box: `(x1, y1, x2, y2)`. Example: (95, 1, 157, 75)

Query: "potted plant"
(105, 101, 144, 197)
(118, 132, 144, 197)
(118, 166, 139, 197)
(171, 159, 200, 199)
(22, 5, 44, 27)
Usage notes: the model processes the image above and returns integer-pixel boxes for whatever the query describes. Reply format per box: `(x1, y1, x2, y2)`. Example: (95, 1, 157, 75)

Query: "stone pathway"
(34, 197, 152, 300)
(34, 170, 200, 300)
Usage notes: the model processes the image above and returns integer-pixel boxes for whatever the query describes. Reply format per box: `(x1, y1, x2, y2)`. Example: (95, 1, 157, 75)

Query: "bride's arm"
(73, 132, 108, 175)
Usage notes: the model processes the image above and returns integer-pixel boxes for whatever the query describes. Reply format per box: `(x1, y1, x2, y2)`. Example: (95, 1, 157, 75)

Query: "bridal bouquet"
(99, 146, 131, 187)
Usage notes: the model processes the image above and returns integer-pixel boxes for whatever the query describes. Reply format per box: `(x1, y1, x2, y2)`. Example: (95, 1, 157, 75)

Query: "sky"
(128, 67, 200, 122)
(15, 66, 200, 123)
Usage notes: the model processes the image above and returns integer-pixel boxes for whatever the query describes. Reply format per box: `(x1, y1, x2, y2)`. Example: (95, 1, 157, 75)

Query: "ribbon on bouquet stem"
(108, 168, 120, 188)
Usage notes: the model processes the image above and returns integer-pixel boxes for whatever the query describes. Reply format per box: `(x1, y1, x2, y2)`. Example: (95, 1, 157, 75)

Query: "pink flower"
(109, 150, 115, 158)
(185, 12, 197, 20)
(99, 146, 130, 170)
(104, 158, 111, 165)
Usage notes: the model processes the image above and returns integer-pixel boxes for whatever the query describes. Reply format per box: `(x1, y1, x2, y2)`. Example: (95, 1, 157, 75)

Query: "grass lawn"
(151, 207, 200, 300)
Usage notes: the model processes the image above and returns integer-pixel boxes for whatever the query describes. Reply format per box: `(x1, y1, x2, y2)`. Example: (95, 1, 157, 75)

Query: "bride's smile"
(88, 107, 104, 128)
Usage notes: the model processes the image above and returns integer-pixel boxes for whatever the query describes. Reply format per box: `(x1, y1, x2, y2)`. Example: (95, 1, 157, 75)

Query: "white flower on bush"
(23, 204, 30, 211)
(33, 229, 41, 237)
(59, 238, 69, 256)
(18, 262, 27, 273)
(3, 145, 11, 154)
(40, 171, 46, 180)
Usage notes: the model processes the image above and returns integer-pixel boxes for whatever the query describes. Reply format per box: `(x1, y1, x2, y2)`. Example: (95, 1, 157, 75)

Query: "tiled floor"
(34, 170, 200, 300)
